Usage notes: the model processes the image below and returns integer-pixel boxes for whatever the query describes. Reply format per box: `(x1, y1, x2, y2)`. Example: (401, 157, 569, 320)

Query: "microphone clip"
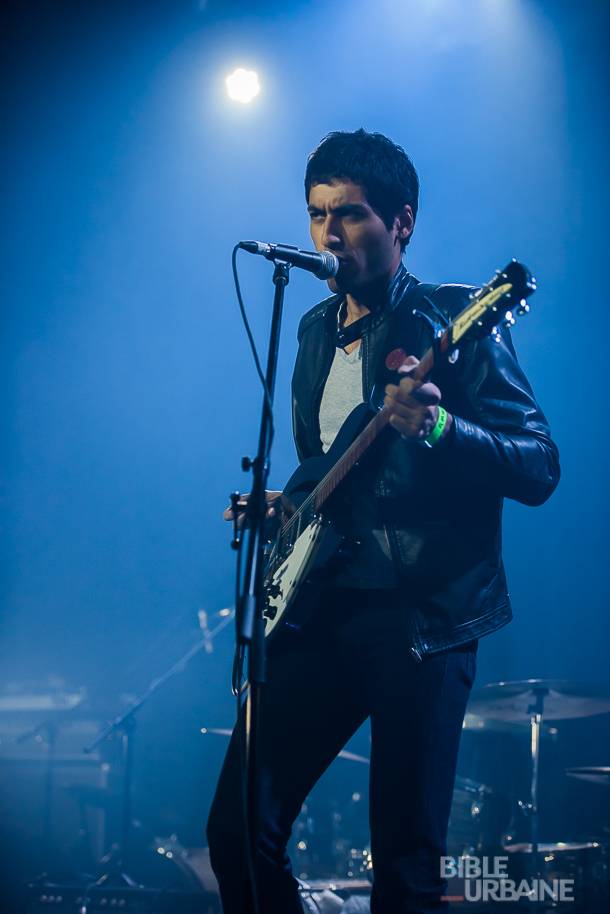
(229, 491, 242, 550)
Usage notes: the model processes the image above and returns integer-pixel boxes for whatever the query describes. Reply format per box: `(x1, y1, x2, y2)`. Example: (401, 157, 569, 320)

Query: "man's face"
(307, 180, 408, 295)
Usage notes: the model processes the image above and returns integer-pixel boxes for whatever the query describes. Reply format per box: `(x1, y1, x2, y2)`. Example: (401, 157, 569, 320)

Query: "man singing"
(207, 129, 560, 913)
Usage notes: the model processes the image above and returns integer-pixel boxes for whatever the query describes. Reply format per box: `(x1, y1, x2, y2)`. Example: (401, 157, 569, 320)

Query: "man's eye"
(309, 213, 324, 221)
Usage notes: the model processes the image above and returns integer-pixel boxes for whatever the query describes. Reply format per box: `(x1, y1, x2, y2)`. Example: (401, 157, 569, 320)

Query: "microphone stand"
(83, 609, 234, 888)
(233, 259, 290, 914)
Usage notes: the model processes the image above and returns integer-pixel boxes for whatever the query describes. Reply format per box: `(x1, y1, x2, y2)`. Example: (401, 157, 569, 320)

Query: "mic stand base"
(95, 863, 140, 889)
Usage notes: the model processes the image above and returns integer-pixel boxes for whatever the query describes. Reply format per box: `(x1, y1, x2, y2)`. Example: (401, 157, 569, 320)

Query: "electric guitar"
(262, 260, 536, 636)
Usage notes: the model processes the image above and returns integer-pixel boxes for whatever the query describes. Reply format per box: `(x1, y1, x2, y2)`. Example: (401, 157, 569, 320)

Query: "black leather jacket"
(291, 263, 560, 660)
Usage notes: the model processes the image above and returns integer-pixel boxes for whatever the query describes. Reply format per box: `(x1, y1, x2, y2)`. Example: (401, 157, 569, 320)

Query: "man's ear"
(395, 204, 414, 245)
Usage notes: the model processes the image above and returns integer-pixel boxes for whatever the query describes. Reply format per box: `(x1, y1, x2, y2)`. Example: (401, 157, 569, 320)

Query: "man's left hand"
(384, 355, 452, 441)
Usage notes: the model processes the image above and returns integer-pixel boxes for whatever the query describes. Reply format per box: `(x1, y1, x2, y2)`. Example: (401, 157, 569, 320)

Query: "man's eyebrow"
(307, 203, 368, 215)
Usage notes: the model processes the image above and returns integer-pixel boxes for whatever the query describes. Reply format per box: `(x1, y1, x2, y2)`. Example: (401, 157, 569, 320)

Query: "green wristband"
(424, 406, 448, 448)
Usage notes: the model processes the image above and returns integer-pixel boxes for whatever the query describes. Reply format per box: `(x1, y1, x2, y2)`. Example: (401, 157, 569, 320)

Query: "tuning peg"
(491, 327, 501, 343)
(516, 300, 530, 316)
(504, 310, 516, 327)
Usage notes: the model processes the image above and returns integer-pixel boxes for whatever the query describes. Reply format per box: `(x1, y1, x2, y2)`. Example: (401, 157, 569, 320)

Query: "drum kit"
(201, 678, 610, 911)
(12, 675, 610, 912)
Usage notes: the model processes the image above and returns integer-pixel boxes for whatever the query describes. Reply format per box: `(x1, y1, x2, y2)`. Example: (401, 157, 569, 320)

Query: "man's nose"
(321, 217, 343, 250)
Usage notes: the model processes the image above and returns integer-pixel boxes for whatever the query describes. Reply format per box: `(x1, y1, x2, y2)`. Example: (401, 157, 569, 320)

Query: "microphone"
(239, 241, 339, 280)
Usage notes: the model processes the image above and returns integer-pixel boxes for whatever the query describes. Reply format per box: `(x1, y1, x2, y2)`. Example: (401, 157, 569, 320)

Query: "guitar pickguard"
(263, 517, 328, 636)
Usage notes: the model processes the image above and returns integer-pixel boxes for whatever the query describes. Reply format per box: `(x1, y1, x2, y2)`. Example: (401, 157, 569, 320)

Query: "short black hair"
(304, 128, 419, 249)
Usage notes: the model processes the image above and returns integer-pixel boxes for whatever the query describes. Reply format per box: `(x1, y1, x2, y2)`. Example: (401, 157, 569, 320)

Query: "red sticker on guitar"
(385, 348, 408, 371)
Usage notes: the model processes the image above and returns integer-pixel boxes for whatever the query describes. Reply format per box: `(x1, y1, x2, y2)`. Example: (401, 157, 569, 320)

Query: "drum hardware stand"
(526, 684, 548, 910)
(468, 678, 610, 913)
(83, 608, 234, 888)
(230, 258, 291, 914)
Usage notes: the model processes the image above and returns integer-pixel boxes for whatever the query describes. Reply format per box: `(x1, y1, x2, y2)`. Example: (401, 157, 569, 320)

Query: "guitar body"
(263, 402, 375, 637)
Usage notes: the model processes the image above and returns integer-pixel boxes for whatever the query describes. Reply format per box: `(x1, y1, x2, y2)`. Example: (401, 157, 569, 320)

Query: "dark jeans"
(207, 588, 477, 914)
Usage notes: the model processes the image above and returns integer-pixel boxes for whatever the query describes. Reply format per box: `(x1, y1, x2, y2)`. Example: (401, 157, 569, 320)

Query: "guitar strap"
(368, 280, 444, 402)
(336, 307, 373, 349)
(391, 280, 445, 356)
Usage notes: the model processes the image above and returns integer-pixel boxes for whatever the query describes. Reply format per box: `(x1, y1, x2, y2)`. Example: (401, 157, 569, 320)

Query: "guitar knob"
(265, 582, 281, 599)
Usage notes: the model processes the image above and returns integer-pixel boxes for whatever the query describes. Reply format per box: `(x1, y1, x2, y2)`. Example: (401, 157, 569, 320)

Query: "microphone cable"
(231, 244, 275, 450)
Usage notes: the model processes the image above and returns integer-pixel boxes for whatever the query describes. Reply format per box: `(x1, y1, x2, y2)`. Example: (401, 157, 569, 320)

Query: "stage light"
(226, 68, 260, 104)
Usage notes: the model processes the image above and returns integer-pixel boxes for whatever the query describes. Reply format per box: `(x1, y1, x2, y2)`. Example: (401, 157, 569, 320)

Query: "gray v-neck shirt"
(317, 342, 398, 588)
(319, 344, 364, 453)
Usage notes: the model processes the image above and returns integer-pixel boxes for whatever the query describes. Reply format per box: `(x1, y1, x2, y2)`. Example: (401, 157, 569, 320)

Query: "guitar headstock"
(451, 259, 536, 346)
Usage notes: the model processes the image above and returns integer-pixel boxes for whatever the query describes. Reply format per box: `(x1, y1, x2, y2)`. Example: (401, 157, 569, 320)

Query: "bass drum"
(448, 775, 511, 856)
(290, 774, 507, 882)
(503, 841, 610, 914)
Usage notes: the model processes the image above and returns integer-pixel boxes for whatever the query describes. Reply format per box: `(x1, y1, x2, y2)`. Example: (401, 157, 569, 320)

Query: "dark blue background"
(2, 0, 609, 859)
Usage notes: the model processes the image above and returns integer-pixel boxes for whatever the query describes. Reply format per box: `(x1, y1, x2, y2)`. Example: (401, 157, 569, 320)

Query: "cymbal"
(566, 766, 610, 786)
(299, 878, 372, 891)
(334, 749, 369, 765)
(463, 712, 516, 733)
(504, 841, 602, 854)
(200, 727, 370, 765)
(462, 712, 557, 736)
(467, 680, 610, 722)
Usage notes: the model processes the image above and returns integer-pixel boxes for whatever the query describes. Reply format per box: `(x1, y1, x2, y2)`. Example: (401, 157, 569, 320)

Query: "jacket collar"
(335, 261, 417, 334)
(359, 263, 417, 399)
(387, 260, 417, 312)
